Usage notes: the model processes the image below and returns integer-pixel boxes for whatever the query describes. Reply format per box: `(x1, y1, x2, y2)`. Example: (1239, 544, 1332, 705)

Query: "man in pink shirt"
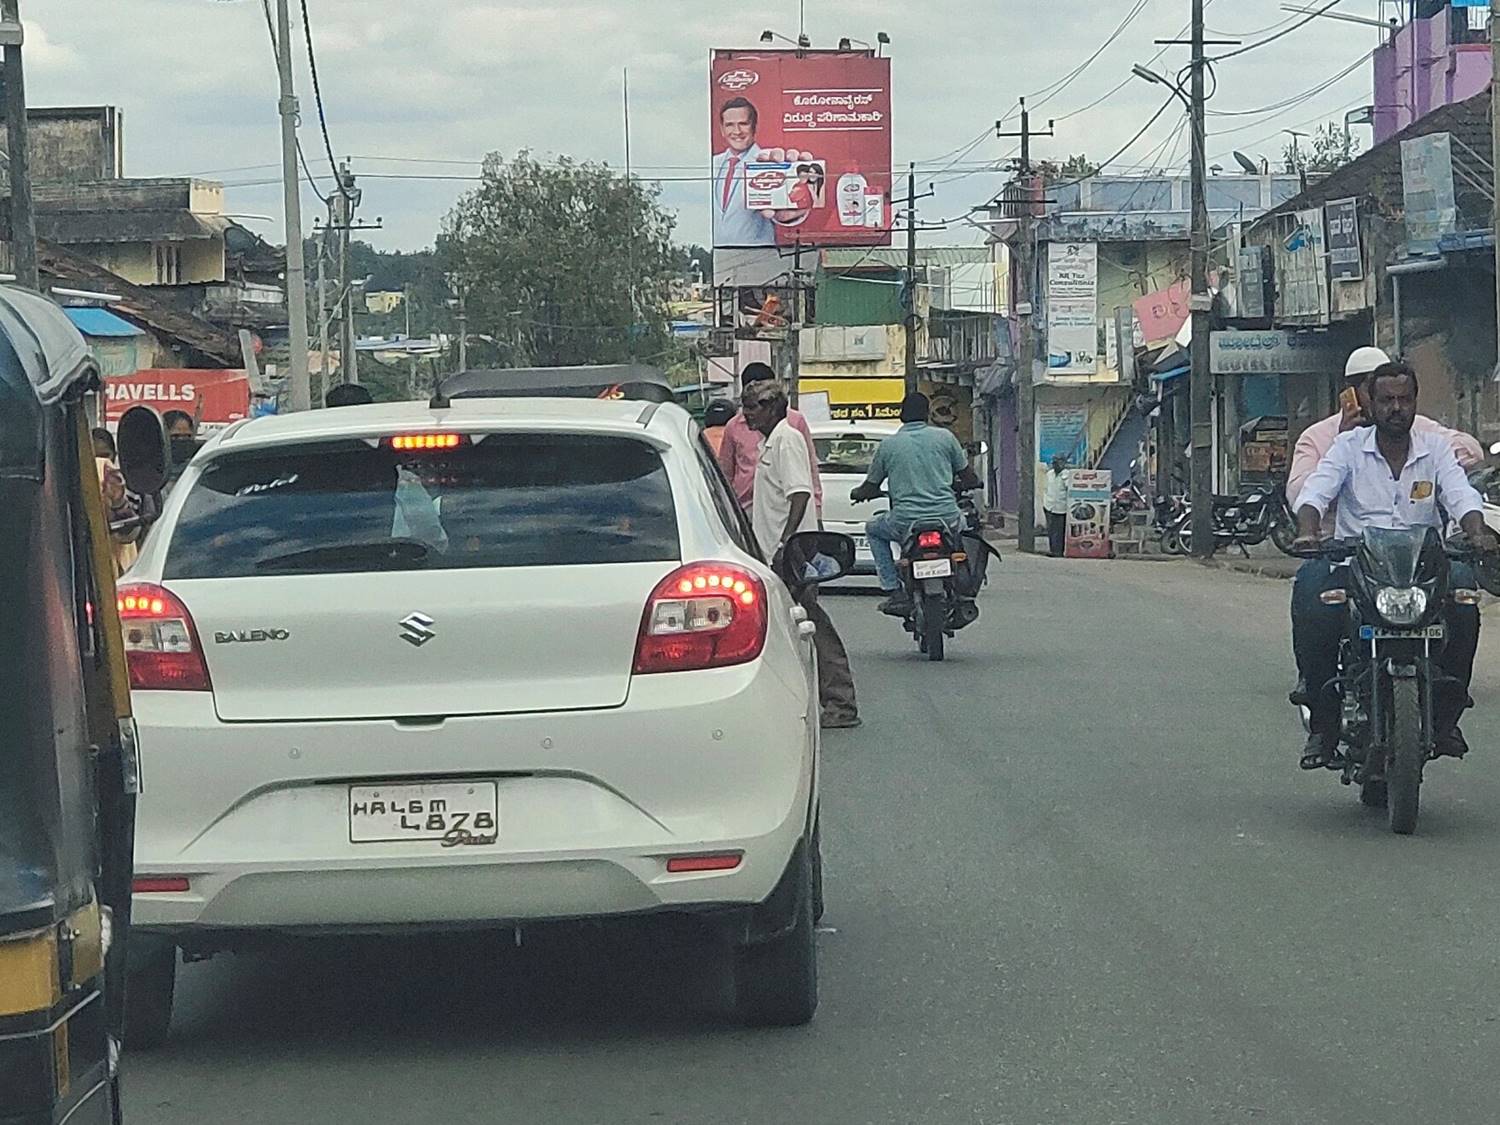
(717, 362, 823, 514)
(1287, 345, 1484, 717)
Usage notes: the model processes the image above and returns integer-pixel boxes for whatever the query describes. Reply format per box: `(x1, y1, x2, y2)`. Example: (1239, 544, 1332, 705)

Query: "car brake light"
(117, 583, 212, 691)
(387, 433, 465, 452)
(633, 563, 767, 674)
(917, 530, 944, 549)
(132, 876, 190, 894)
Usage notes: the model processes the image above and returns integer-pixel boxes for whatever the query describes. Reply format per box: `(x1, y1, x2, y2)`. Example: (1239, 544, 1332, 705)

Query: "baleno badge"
(214, 629, 291, 644)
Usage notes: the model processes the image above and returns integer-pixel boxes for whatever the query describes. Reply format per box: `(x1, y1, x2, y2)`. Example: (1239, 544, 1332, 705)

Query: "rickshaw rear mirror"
(117, 405, 168, 495)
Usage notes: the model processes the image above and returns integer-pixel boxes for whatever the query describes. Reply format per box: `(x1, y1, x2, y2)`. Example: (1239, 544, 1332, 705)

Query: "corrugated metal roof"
(63, 306, 145, 338)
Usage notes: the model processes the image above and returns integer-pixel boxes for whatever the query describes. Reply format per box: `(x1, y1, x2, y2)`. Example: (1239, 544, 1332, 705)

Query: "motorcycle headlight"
(1375, 586, 1428, 626)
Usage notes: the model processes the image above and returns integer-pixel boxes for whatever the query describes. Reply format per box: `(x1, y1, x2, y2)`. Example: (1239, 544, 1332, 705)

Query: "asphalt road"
(127, 555, 1500, 1124)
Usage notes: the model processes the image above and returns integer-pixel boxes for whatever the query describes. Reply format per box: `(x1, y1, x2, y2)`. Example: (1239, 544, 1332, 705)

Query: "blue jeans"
(1291, 558, 1480, 735)
(866, 512, 964, 592)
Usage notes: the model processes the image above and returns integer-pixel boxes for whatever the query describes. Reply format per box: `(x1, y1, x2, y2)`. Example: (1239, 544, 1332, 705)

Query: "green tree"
(1040, 153, 1102, 184)
(437, 151, 677, 367)
(1282, 123, 1360, 175)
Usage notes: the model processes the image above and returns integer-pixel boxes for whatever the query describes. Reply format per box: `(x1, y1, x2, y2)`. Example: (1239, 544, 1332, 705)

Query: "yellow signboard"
(798, 377, 905, 421)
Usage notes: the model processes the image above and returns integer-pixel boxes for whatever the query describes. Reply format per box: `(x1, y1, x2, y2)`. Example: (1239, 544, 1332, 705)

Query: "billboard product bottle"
(837, 170, 869, 227)
(863, 186, 884, 229)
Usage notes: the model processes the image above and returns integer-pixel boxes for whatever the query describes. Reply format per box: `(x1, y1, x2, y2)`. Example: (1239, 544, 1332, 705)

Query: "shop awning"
(64, 307, 145, 338)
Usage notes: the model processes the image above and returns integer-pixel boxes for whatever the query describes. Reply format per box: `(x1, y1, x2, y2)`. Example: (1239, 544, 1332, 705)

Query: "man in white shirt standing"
(1041, 454, 1071, 557)
(1290, 359, 1497, 768)
(744, 380, 859, 729)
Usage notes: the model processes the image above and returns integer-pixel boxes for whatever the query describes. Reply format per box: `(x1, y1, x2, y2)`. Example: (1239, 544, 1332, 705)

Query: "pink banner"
(1133, 281, 1190, 348)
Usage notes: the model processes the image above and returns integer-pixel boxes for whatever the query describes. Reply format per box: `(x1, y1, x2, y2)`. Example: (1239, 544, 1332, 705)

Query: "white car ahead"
(122, 398, 839, 1044)
(811, 420, 899, 575)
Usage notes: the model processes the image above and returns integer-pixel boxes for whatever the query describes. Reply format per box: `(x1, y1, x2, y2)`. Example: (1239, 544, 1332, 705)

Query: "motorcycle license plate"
(1360, 625, 1444, 640)
(912, 558, 953, 580)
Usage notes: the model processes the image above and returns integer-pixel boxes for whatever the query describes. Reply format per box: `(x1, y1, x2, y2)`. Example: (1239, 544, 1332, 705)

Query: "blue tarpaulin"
(63, 307, 144, 338)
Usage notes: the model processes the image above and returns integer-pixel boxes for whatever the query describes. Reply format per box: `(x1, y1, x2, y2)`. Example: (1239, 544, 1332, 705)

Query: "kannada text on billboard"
(710, 48, 892, 252)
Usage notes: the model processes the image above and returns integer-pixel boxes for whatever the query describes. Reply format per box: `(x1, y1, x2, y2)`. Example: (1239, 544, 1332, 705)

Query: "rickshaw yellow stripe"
(0, 926, 62, 1016)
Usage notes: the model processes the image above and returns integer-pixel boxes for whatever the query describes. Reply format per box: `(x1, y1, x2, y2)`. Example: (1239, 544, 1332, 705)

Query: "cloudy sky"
(28, 0, 1398, 251)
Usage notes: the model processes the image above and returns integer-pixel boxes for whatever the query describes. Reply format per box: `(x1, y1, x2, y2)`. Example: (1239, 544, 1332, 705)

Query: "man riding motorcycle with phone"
(850, 392, 980, 617)
(1290, 359, 1498, 769)
(1286, 346, 1484, 713)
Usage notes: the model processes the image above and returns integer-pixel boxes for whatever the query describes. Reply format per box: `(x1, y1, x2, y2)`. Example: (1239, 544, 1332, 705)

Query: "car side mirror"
(780, 530, 857, 588)
(116, 405, 168, 496)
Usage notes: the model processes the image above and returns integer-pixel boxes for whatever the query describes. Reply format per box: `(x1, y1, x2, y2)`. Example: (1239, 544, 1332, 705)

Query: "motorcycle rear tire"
(1387, 678, 1423, 835)
(921, 595, 945, 662)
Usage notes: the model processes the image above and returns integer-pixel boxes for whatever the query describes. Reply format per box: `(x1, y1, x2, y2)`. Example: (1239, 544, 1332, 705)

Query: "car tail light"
(132, 876, 190, 894)
(917, 530, 945, 549)
(117, 583, 212, 691)
(387, 433, 466, 452)
(633, 563, 767, 674)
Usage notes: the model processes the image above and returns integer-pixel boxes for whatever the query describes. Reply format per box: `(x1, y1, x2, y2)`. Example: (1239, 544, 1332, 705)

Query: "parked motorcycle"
(1293, 528, 1494, 834)
(1169, 488, 1282, 557)
(1111, 479, 1149, 528)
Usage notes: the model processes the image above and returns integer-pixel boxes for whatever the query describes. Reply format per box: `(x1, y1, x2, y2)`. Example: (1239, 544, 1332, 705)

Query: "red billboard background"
(710, 49, 892, 250)
(104, 369, 251, 435)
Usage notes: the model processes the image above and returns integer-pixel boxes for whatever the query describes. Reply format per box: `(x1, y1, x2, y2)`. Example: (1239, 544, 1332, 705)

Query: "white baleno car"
(122, 398, 832, 1043)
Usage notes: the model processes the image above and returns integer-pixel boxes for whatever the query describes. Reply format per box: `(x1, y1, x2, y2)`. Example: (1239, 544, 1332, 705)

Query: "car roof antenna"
(429, 381, 451, 411)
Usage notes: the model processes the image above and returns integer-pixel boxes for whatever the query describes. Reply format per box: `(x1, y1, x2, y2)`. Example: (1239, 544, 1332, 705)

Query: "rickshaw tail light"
(116, 583, 212, 692)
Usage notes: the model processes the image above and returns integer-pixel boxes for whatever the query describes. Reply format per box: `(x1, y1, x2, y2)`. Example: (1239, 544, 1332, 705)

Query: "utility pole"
(0, 1, 35, 289)
(899, 163, 938, 394)
(336, 162, 360, 385)
(273, 0, 310, 411)
(998, 97, 1054, 554)
(456, 292, 468, 373)
(316, 207, 332, 405)
(1188, 0, 1214, 560)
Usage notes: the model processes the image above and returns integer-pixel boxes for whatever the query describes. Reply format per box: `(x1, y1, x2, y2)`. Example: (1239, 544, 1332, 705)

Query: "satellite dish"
(1232, 151, 1260, 175)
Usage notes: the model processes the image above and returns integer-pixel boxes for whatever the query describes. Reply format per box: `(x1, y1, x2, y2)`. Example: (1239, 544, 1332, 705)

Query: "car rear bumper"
(131, 663, 816, 935)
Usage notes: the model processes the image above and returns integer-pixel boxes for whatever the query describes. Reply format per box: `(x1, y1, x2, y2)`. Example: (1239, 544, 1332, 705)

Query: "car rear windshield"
(162, 434, 679, 578)
(814, 435, 883, 475)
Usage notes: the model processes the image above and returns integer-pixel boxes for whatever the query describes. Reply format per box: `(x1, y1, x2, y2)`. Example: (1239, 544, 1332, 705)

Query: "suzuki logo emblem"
(399, 612, 436, 647)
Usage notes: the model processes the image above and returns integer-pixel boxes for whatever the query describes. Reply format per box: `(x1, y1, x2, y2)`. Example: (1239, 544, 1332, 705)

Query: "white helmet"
(1344, 346, 1391, 380)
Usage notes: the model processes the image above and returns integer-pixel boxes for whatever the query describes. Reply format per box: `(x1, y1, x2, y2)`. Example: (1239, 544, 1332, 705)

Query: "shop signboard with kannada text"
(1045, 242, 1098, 376)
(711, 49, 892, 252)
(1209, 330, 1343, 376)
(1065, 469, 1112, 559)
(797, 376, 904, 420)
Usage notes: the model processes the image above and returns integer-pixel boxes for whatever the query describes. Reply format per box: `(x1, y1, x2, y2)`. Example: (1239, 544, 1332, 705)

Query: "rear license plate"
(853, 535, 868, 551)
(349, 781, 498, 844)
(1360, 625, 1444, 640)
(912, 558, 953, 580)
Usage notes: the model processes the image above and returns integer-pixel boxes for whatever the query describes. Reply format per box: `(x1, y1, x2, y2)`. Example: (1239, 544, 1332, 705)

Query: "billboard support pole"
(998, 98, 1054, 553)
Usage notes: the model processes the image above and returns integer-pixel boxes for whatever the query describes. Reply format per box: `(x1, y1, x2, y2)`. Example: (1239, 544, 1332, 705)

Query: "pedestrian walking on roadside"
(742, 379, 860, 729)
(1043, 454, 1071, 557)
(717, 362, 822, 515)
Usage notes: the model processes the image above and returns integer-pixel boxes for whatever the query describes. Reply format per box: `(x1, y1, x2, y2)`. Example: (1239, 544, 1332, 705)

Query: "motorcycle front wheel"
(1270, 511, 1298, 556)
(1387, 677, 1423, 835)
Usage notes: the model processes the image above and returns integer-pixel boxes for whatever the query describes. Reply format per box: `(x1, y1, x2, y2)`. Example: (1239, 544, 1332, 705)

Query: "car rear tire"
(734, 850, 818, 1027)
(124, 941, 177, 1050)
(811, 818, 825, 924)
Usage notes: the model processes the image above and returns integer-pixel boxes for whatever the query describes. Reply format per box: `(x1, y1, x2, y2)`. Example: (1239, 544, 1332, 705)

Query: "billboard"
(1046, 242, 1098, 376)
(104, 369, 252, 436)
(711, 49, 892, 251)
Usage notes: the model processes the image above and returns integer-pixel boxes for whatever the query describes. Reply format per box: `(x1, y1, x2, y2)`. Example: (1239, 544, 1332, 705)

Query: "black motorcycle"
(1294, 528, 1491, 835)
(1170, 488, 1282, 557)
(896, 519, 988, 661)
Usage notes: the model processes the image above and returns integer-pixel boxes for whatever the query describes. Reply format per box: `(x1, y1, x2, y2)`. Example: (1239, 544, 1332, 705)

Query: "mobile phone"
(1339, 386, 1360, 413)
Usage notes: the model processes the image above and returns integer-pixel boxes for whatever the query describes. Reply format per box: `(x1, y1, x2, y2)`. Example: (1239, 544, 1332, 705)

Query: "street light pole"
(1188, 0, 1213, 560)
(273, 0, 311, 412)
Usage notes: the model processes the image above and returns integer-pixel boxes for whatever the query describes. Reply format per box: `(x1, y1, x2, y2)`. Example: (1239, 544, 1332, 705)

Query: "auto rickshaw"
(0, 286, 153, 1123)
